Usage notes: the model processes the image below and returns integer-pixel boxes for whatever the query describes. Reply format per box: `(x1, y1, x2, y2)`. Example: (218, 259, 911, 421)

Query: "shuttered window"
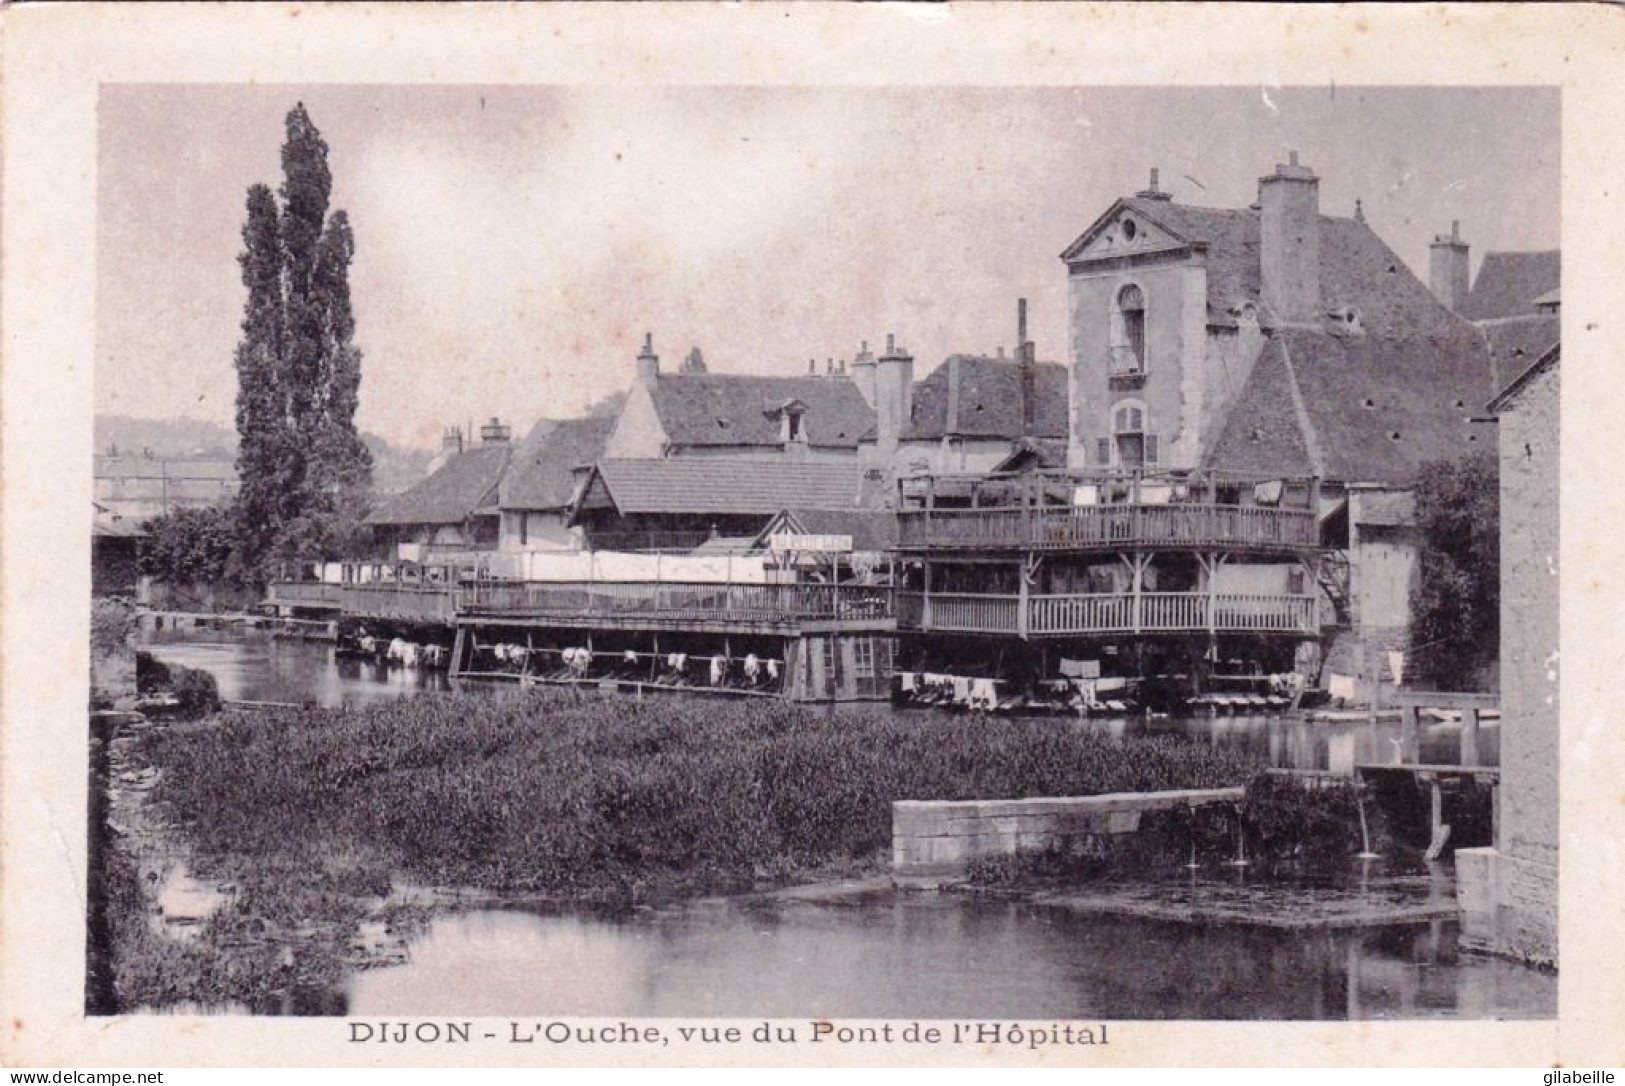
(1146, 434, 1160, 465)
(1096, 438, 1111, 466)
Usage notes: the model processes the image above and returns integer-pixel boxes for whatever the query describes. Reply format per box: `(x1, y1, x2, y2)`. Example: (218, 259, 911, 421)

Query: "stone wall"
(892, 787, 1244, 876)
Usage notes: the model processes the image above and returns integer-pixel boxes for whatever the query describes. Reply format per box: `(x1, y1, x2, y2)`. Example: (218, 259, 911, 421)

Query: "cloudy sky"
(97, 85, 1558, 449)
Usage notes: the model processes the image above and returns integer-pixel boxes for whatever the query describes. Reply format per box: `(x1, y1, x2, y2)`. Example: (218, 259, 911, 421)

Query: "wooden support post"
(1017, 555, 1031, 640)
(1400, 704, 1420, 763)
(1461, 706, 1481, 767)
(1423, 775, 1451, 862)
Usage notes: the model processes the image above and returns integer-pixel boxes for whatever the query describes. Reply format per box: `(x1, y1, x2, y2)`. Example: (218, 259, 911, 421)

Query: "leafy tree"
(230, 104, 372, 583)
(1407, 450, 1499, 691)
(138, 505, 237, 587)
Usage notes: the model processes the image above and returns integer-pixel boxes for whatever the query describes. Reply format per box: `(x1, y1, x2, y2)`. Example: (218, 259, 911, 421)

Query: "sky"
(96, 85, 1559, 450)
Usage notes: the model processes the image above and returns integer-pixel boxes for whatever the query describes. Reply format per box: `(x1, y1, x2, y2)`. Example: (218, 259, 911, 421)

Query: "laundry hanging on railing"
(1328, 673, 1357, 702)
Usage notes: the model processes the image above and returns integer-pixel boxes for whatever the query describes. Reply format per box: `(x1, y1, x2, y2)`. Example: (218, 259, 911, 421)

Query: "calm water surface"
(140, 626, 1540, 1020)
(140, 626, 1496, 772)
(345, 891, 1551, 1020)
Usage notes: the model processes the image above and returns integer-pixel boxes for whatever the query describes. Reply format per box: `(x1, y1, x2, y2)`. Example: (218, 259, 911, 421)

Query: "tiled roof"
(1098, 199, 1469, 338)
(365, 443, 511, 526)
(759, 507, 900, 552)
(1353, 490, 1417, 528)
(1204, 326, 1496, 486)
(1462, 251, 1561, 321)
(1480, 316, 1560, 392)
(1489, 343, 1559, 415)
(900, 356, 1068, 442)
(648, 373, 875, 449)
(993, 437, 1070, 471)
(498, 416, 615, 511)
(581, 458, 867, 517)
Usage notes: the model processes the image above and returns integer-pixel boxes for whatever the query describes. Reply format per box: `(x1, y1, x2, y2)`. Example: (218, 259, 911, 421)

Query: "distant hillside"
(94, 415, 433, 496)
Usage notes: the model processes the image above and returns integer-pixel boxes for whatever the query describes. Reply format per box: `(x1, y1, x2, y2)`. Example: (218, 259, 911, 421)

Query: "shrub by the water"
(147, 691, 1266, 903)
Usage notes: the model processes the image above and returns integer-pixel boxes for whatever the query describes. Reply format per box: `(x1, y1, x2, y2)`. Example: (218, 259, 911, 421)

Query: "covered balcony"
(897, 589, 1321, 639)
(895, 470, 1323, 555)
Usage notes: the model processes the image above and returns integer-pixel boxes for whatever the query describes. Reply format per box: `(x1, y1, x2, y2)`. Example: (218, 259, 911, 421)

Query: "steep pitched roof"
(499, 416, 615, 511)
(365, 443, 511, 526)
(1489, 343, 1560, 414)
(576, 458, 868, 518)
(1204, 326, 1496, 486)
(1068, 197, 1471, 338)
(1480, 315, 1560, 392)
(900, 356, 1068, 442)
(647, 373, 875, 450)
(1462, 250, 1561, 321)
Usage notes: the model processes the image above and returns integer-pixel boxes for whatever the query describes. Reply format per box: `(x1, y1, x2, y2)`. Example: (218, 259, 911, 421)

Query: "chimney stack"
(874, 332, 915, 459)
(1257, 152, 1321, 323)
(1136, 167, 1173, 202)
(479, 416, 511, 444)
(1430, 219, 1471, 313)
(636, 333, 660, 384)
(442, 425, 464, 455)
(851, 340, 878, 405)
(1017, 298, 1037, 438)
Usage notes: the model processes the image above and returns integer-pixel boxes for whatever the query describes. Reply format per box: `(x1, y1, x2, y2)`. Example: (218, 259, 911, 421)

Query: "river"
(136, 626, 1546, 1020)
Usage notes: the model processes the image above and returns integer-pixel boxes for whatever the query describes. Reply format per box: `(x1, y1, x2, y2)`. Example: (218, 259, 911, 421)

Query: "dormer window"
(1111, 284, 1147, 374)
(767, 399, 808, 444)
(1111, 400, 1157, 468)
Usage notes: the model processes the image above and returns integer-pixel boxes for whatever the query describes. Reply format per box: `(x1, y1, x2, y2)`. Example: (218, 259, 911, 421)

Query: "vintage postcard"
(2, 1, 1622, 1071)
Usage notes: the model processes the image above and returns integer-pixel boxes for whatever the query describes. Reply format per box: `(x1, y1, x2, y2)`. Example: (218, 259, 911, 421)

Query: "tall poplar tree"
(231, 103, 372, 581)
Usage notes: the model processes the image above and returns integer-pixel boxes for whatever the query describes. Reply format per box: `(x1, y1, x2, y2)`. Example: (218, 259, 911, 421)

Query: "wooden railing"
(265, 581, 343, 607)
(457, 581, 894, 624)
(900, 591, 1320, 637)
(896, 503, 1318, 552)
(338, 584, 457, 624)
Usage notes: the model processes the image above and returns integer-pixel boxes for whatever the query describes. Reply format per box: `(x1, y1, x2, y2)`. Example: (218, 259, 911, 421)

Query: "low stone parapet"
(891, 787, 1245, 876)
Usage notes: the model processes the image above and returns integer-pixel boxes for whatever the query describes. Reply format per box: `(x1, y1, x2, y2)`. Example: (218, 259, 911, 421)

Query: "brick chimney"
(874, 333, 914, 459)
(636, 333, 659, 385)
(851, 340, 877, 405)
(1017, 298, 1037, 438)
(1258, 152, 1321, 323)
(479, 416, 511, 444)
(1430, 220, 1471, 313)
(442, 425, 463, 456)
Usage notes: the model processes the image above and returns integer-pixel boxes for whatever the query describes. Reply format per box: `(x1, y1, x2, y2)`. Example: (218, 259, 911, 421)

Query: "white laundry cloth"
(766, 659, 780, 681)
(969, 678, 999, 710)
(710, 655, 726, 685)
(951, 676, 972, 704)
(1140, 483, 1172, 505)
(899, 671, 918, 692)
(1386, 652, 1405, 684)
(1328, 673, 1357, 702)
(624, 650, 638, 664)
(744, 654, 761, 681)
(1071, 485, 1099, 507)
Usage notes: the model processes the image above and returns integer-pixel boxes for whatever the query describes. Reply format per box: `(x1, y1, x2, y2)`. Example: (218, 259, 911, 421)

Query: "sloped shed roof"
(499, 416, 615, 511)
(649, 374, 875, 450)
(575, 458, 867, 518)
(365, 443, 511, 526)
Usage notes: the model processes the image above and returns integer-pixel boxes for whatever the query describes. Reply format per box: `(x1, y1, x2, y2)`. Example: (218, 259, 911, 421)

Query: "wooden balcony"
(338, 584, 457, 624)
(264, 581, 344, 610)
(896, 503, 1319, 554)
(897, 590, 1321, 639)
(456, 581, 894, 632)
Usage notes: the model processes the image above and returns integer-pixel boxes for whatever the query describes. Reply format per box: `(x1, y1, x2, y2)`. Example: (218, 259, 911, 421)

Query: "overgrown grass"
(148, 690, 1265, 902)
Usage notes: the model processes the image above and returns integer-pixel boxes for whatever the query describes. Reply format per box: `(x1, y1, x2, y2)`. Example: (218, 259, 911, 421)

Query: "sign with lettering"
(769, 533, 853, 553)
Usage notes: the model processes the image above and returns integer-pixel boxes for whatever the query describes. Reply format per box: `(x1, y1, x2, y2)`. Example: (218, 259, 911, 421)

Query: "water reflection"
(142, 628, 1497, 772)
(346, 894, 1552, 1020)
(139, 627, 448, 708)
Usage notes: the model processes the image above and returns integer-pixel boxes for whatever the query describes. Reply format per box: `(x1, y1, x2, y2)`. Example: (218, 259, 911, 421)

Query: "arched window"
(1111, 284, 1147, 374)
(1110, 399, 1157, 469)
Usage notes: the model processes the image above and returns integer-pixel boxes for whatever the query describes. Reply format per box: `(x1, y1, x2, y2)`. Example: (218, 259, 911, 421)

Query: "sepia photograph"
(86, 80, 1558, 1020)
(4, 1, 1622, 1072)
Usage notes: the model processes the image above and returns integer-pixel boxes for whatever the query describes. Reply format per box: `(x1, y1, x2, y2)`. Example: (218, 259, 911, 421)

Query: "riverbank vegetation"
(146, 691, 1264, 904)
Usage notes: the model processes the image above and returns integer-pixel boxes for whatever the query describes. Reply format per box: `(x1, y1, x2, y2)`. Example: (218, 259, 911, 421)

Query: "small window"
(1146, 434, 1160, 465)
(1112, 284, 1148, 373)
(1122, 218, 1138, 241)
(1096, 438, 1112, 465)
